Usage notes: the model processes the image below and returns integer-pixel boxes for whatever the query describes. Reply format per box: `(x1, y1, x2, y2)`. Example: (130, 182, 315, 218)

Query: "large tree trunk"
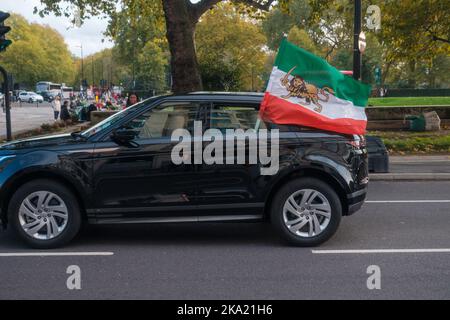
(162, 0, 203, 93)
(407, 60, 417, 88)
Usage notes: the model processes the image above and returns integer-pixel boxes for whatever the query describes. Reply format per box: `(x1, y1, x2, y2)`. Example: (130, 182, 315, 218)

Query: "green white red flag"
(260, 39, 371, 135)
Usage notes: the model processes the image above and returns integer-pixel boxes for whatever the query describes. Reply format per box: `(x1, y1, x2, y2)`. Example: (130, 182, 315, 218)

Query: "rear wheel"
(271, 178, 342, 247)
(9, 179, 82, 249)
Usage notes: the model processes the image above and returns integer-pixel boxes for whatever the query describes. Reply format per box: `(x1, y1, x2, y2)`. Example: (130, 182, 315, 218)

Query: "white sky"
(2, 0, 114, 57)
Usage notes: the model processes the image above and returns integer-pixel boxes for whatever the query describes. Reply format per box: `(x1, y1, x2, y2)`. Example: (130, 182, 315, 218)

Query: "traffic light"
(0, 11, 12, 52)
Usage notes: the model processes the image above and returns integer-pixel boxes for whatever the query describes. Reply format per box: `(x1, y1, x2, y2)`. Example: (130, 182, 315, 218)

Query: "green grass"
(368, 96, 450, 107)
(368, 130, 450, 154)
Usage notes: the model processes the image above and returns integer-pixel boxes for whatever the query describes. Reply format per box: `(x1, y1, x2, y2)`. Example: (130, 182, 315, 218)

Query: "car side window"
(125, 102, 201, 140)
(209, 104, 266, 133)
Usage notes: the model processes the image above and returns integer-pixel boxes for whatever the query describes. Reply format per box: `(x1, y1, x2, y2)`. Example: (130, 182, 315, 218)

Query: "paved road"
(0, 103, 55, 138)
(0, 181, 449, 300)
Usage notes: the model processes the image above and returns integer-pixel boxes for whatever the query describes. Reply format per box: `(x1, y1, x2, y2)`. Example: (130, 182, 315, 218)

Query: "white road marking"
(0, 252, 114, 257)
(312, 249, 450, 254)
(366, 200, 450, 203)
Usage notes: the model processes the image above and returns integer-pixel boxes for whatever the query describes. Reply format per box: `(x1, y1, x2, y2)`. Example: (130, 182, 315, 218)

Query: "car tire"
(270, 178, 342, 247)
(8, 179, 82, 249)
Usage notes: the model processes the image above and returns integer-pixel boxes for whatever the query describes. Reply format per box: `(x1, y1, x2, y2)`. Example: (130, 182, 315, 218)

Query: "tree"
(287, 26, 319, 56)
(36, 0, 278, 93)
(196, 2, 267, 91)
(136, 41, 169, 92)
(0, 13, 75, 88)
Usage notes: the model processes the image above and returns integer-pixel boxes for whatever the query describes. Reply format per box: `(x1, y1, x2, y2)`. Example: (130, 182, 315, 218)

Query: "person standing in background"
(126, 93, 139, 108)
(60, 100, 71, 125)
(52, 96, 61, 121)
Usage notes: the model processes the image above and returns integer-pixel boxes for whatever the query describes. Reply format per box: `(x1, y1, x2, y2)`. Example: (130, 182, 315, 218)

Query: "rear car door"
(195, 102, 267, 218)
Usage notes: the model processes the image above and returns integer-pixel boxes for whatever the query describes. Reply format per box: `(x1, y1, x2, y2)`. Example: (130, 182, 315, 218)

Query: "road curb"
(370, 173, 450, 181)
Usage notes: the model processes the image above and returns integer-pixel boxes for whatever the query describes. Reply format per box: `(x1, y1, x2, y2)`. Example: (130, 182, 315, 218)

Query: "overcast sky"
(2, 0, 114, 57)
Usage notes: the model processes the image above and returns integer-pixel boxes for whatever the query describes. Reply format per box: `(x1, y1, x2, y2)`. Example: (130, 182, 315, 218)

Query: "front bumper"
(346, 187, 367, 215)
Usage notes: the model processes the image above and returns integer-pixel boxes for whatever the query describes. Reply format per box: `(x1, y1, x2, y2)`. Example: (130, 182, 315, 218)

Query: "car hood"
(0, 133, 75, 151)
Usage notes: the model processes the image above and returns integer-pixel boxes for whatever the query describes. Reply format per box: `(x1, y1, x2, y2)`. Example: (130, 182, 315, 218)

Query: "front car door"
(91, 100, 207, 222)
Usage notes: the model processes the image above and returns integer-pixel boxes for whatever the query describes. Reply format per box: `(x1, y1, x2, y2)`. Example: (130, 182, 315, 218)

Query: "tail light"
(347, 135, 366, 149)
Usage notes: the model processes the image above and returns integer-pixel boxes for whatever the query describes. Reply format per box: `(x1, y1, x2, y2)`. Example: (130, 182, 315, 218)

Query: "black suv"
(0, 93, 368, 248)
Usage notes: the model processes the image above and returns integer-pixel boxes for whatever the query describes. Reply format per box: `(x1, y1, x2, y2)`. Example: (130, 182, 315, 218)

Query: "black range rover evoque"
(0, 93, 368, 248)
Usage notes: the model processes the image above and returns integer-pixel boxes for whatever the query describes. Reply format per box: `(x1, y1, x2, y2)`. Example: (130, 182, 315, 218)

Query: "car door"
(195, 102, 267, 218)
(91, 100, 208, 221)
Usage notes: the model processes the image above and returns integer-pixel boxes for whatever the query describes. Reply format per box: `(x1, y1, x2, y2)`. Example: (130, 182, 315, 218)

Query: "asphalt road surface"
(0, 103, 55, 138)
(0, 181, 449, 300)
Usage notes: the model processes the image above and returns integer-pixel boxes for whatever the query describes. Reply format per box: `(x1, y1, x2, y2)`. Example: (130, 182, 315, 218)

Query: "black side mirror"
(111, 127, 139, 147)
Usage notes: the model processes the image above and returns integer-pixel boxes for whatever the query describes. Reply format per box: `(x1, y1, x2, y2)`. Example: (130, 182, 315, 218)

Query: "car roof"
(162, 92, 264, 104)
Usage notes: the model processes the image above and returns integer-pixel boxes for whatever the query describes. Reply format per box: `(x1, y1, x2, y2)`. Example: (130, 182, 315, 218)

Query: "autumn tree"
(36, 0, 278, 93)
(196, 2, 267, 91)
(0, 13, 75, 88)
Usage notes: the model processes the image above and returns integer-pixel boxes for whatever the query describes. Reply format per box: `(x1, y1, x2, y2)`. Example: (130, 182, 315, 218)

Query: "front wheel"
(271, 178, 342, 247)
(8, 179, 82, 249)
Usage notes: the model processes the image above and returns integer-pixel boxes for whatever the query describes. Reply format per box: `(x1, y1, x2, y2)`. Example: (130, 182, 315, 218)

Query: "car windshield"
(80, 97, 159, 139)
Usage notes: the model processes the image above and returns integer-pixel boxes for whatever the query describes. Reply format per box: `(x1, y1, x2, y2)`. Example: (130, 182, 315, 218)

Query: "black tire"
(8, 179, 82, 249)
(271, 177, 342, 247)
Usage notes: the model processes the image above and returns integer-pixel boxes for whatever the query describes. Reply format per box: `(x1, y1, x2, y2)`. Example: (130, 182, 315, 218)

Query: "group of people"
(51, 92, 140, 124)
(51, 96, 72, 123)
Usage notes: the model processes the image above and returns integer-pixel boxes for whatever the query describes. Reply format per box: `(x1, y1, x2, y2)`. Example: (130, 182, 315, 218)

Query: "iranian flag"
(260, 39, 371, 135)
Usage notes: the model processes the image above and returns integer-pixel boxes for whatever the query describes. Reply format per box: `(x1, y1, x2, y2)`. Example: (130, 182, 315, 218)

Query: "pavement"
(371, 155, 450, 181)
(0, 180, 449, 300)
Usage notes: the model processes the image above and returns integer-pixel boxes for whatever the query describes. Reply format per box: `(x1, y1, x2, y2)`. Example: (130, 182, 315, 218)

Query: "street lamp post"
(75, 44, 84, 92)
(353, 0, 362, 80)
(0, 66, 12, 141)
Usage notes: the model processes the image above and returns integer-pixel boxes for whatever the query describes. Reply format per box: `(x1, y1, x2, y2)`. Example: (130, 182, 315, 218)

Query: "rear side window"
(209, 104, 266, 133)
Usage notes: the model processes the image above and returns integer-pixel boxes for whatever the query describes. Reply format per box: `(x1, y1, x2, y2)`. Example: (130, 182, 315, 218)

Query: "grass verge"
(368, 130, 450, 155)
(369, 97, 450, 107)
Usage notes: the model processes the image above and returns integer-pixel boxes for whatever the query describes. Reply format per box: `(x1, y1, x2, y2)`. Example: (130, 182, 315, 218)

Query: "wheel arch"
(1, 170, 88, 227)
(263, 167, 349, 220)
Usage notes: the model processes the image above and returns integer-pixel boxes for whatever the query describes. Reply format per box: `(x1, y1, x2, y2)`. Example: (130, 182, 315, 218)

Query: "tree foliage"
(0, 14, 75, 88)
(196, 2, 267, 91)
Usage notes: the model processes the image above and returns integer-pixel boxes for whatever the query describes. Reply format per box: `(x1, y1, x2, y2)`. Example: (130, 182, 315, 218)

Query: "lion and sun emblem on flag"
(280, 66, 335, 114)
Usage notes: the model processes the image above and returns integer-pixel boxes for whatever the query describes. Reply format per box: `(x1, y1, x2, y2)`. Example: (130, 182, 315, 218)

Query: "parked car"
(38, 91, 58, 102)
(0, 93, 368, 248)
(18, 91, 44, 103)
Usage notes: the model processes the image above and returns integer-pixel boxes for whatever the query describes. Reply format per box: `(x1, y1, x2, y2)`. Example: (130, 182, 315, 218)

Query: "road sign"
(359, 32, 367, 54)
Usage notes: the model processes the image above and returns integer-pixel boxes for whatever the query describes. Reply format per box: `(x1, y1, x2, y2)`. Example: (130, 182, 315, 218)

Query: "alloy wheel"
(282, 189, 332, 238)
(18, 191, 69, 240)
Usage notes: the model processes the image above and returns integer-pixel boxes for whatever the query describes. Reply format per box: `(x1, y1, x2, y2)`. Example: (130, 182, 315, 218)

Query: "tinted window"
(126, 103, 201, 140)
(209, 104, 266, 132)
